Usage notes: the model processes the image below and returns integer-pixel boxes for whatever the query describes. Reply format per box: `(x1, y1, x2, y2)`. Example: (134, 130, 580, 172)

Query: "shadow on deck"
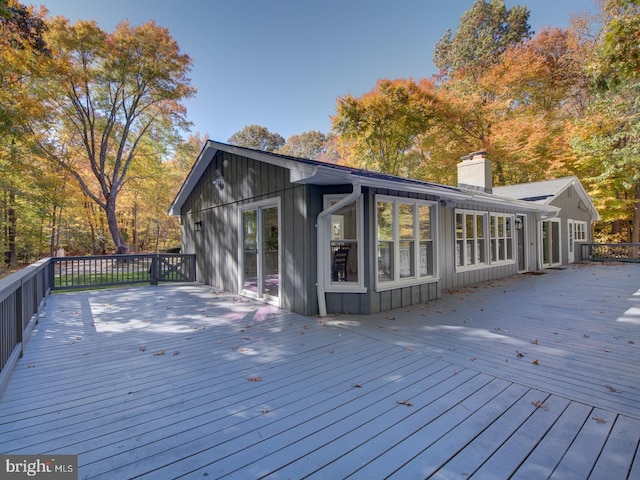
(1, 263, 639, 479)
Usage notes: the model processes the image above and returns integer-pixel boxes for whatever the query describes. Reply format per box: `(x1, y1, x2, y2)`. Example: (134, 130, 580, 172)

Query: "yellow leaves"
(247, 376, 262, 382)
(153, 350, 165, 356)
(396, 399, 414, 407)
(592, 416, 607, 423)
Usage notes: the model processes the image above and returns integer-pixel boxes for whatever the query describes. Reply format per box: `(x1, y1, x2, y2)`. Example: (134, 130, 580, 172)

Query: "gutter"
(316, 182, 361, 317)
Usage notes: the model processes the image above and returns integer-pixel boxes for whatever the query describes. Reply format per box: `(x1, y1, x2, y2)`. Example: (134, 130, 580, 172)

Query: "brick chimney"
(457, 151, 492, 193)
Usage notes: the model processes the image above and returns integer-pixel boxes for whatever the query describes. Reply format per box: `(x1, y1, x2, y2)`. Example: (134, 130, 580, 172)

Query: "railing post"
(150, 255, 158, 285)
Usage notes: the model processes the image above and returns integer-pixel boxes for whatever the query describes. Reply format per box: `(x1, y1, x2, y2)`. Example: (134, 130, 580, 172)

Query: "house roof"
(493, 177, 600, 221)
(168, 141, 559, 216)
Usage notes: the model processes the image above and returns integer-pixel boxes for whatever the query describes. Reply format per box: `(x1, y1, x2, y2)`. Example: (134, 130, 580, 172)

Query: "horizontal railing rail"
(0, 257, 52, 389)
(1, 253, 196, 389)
(581, 243, 640, 263)
(50, 253, 196, 290)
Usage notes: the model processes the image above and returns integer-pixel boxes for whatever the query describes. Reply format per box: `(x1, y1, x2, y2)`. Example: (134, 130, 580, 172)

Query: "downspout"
(316, 182, 361, 317)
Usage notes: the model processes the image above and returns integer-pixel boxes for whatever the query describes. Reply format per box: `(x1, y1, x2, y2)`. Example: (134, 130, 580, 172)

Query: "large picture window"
(376, 196, 437, 289)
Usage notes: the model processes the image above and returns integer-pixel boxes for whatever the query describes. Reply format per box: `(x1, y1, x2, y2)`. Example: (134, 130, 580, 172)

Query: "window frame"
(455, 209, 488, 271)
(323, 194, 366, 293)
(574, 221, 587, 242)
(489, 212, 516, 265)
(375, 195, 438, 291)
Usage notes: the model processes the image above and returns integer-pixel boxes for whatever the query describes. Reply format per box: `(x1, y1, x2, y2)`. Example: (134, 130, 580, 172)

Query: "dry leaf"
(530, 339, 539, 345)
(406, 347, 415, 352)
(139, 346, 147, 352)
(605, 385, 621, 393)
(471, 357, 477, 361)
(628, 340, 635, 344)
(261, 407, 269, 414)
(397, 399, 413, 407)
(592, 416, 606, 423)
(604, 349, 611, 353)
(353, 384, 363, 388)
(242, 336, 250, 340)
(247, 376, 262, 382)
(532, 359, 540, 365)
(153, 350, 165, 356)
(531, 400, 548, 411)
(516, 351, 525, 358)
(173, 351, 180, 356)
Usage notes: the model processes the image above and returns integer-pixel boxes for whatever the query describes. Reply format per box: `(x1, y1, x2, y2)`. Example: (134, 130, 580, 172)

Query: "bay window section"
(377, 201, 394, 282)
(376, 195, 437, 289)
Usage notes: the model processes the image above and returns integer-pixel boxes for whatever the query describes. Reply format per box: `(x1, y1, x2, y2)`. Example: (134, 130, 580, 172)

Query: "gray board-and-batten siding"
(178, 150, 537, 316)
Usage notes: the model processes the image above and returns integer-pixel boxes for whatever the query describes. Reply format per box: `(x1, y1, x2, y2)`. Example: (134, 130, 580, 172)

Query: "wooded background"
(1, 0, 638, 272)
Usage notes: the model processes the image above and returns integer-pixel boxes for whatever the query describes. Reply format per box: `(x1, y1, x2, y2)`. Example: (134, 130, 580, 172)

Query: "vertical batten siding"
(180, 151, 314, 315)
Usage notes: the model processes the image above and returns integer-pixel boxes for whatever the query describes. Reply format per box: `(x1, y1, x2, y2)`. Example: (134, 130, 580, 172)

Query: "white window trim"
(455, 209, 488, 272)
(489, 212, 516, 266)
(375, 195, 439, 292)
(323, 194, 366, 293)
(574, 220, 588, 242)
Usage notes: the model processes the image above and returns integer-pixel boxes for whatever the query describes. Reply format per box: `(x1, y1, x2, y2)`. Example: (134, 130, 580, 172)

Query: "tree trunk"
(105, 197, 128, 254)
(7, 190, 16, 268)
(632, 182, 640, 245)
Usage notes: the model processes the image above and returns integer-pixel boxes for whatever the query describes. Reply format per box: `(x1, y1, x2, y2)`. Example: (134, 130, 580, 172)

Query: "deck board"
(1, 263, 640, 479)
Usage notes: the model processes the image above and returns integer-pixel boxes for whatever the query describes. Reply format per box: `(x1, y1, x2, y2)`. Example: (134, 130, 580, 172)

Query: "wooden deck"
(1, 262, 639, 479)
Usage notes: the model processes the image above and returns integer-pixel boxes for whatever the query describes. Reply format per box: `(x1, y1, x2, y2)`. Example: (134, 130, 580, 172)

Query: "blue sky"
(28, 0, 596, 142)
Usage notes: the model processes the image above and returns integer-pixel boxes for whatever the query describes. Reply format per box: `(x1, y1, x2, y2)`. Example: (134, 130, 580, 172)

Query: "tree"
(434, 0, 532, 80)
(31, 18, 195, 253)
(572, 0, 640, 242)
(227, 125, 284, 152)
(331, 78, 436, 177)
(277, 130, 331, 160)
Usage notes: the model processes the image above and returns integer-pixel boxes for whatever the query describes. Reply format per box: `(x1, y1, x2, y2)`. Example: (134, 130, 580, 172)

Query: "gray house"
(169, 142, 598, 316)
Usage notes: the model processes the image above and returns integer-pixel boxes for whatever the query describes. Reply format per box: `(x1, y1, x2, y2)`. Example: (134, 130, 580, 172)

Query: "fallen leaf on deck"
(583, 334, 589, 338)
(261, 407, 269, 414)
(153, 350, 165, 356)
(385, 316, 396, 320)
(231, 346, 239, 350)
(247, 376, 262, 382)
(406, 347, 415, 352)
(353, 384, 363, 388)
(173, 351, 180, 356)
(531, 401, 548, 411)
(532, 359, 540, 365)
(629, 340, 635, 344)
(516, 351, 525, 358)
(471, 357, 477, 361)
(242, 336, 250, 340)
(605, 385, 621, 393)
(397, 399, 413, 407)
(592, 416, 607, 423)
(604, 349, 611, 353)
(530, 339, 539, 345)
(139, 346, 147, 352)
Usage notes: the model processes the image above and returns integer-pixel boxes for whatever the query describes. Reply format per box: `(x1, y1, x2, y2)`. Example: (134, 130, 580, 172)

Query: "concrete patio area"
(1, 262, 639, 479)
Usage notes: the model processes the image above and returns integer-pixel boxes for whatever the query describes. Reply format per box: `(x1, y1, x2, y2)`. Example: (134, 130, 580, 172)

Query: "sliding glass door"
(241, 201, 280, 305)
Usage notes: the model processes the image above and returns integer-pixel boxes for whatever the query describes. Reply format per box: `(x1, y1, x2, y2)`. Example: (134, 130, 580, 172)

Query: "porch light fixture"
(194, 220, 203, 232)
(515, 217, 523, 230)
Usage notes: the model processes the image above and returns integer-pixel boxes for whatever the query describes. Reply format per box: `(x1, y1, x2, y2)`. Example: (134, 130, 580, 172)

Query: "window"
(376, 196, 437, 289)
(456, 210, 487, 269)
(574, 221, 587, 241)
(324, 194, 364, 291)
(490, 213, 515, 263)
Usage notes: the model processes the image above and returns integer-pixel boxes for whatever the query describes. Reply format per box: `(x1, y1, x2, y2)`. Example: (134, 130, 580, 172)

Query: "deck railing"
(0, 253, 196, 389)
(581, 243, 640, 263)
(50, 253, 196, 290)
(0, 257, 52, 388)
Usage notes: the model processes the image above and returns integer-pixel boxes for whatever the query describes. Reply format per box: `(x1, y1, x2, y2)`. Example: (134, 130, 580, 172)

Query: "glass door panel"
(261, 206, 279, 299)
(242, 210, 258, 293)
